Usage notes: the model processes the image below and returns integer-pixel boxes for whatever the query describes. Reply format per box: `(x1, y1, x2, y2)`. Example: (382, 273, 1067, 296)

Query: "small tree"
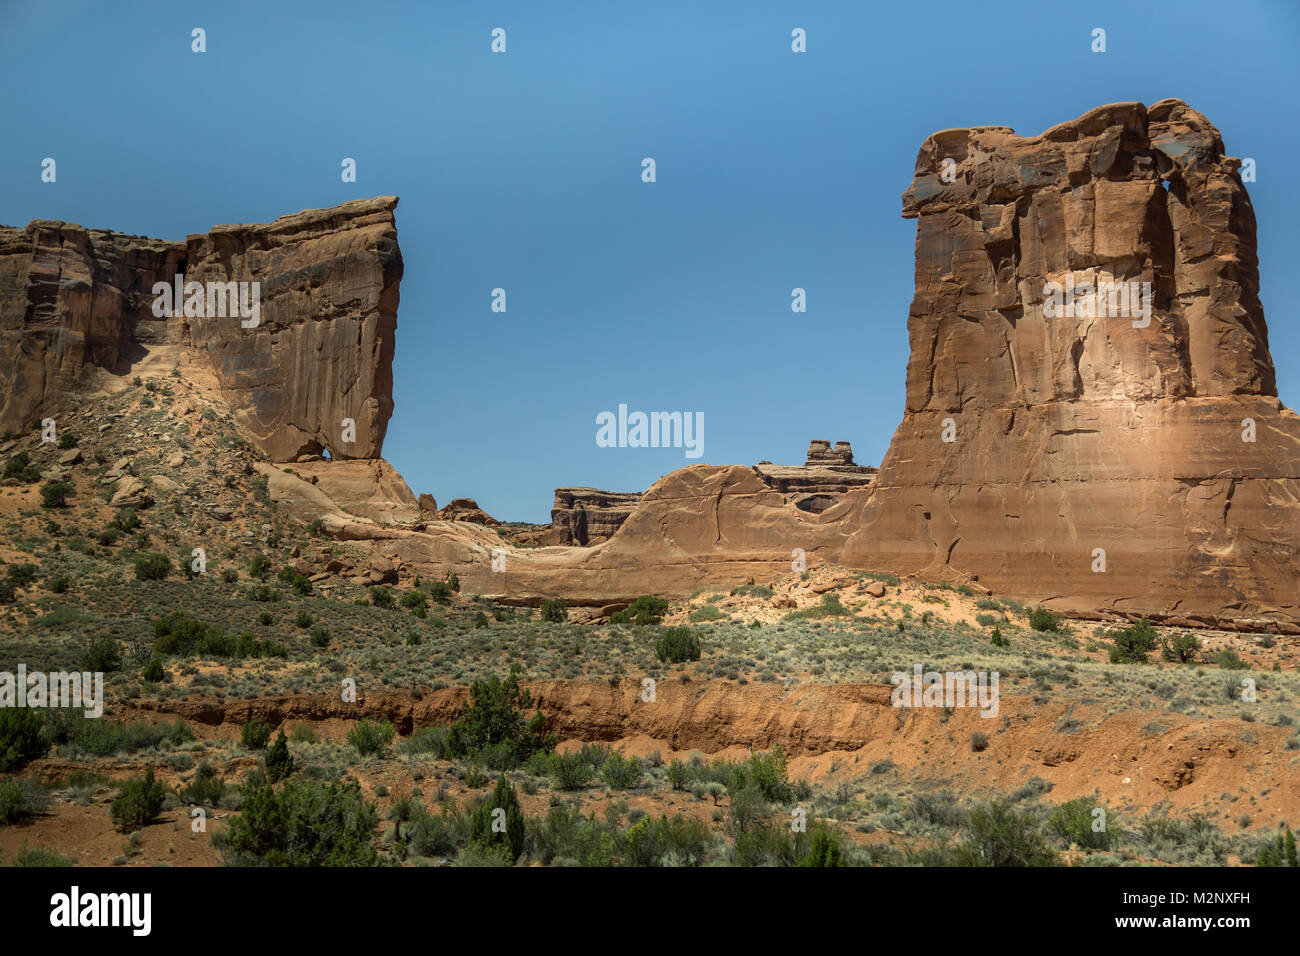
(1028, 606, 1061, 632)
(40, 481, 74, 509)
(1109, 619, 1158, 664)
(800, 826, 846, 867)
(469, 775, 526, 863)
(241, 720, 272, 751)
(0, 709, 49, 771)
(133, 553, 171, 581)
(348, 718, 396, 757)
(81, 636, 123, 673)
(110, 769, 168, 832)
(1162, 632, 1201, 663)
(445, 665, 554, 766)
(540, 598, 567, 623)
(656, 626, 702, 663)
(264, 731, 294, 782)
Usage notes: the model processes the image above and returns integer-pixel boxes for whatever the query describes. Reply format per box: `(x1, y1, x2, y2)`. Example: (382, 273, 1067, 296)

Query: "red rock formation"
(181, 197, 401, 460)
(0, 221, 184, 434)
(842, 99, 1298, 629)
(0, 197, 401, 460)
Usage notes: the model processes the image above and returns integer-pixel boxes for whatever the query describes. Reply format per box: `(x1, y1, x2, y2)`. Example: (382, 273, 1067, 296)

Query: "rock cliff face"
(181, 197, 401, 460)
(549, 488, 642, 545)
(0, 221, 184, 434)
(0, 197, 401, 460)
(842, 99, 1299, 628)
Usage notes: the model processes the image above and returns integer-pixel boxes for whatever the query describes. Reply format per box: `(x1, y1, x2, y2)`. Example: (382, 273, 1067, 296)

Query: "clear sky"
(2, 0, 1296, 521)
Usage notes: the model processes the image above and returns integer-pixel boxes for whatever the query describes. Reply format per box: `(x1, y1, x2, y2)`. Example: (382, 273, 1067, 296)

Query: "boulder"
(109, 475, 152, 507)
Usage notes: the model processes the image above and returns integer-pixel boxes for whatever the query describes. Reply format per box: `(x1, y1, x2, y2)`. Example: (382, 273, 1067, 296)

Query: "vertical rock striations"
(0, 197, 402, 460)
(844, 100, 1299, 628)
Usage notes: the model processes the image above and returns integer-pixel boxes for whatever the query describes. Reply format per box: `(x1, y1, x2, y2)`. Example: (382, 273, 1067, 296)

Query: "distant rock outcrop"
(805, 440, 856, 466)
(437, 498, 500, 526)
(549, 488, 642, 546)
(0, 197, 402, 460)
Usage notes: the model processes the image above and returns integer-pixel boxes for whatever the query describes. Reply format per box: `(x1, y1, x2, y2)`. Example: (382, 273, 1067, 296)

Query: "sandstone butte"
(0, 196, 401, 460)
(2, 100, 1296, 632)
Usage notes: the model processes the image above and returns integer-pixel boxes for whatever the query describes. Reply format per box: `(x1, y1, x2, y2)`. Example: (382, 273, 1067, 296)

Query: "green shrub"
(38, 481, 73, 509)
(951, 801, 1056, 867)
(689, 605, 724, 622)
(81, 636, 122, 672)
(548, 750, 597, 790)
(799, 826, 846, 867)
(445, 665, 555, 767)
(428, 581, 454, 605)
(0, 778, 49, 824)
(1162, 632, 1201, 663)
(241, 720, 272, 751)
(1108, 619, 1158, 664)
(348, 718, 396, 757)
(469, 775, 526, 863)
(48, 575, 70, 594)
(1028, 606, 1061, 632)
(1048, 796, 1115, 851)
(3, 452, 31, 480)
(294, 610, 313, 629)
(6, 563, 39, 587)
(369, 586, 394, 608)
(141, 656, 165, 682)
(599, 751, 644, 789)
(113, 508, 141, 532)
(975, 612, 1000, 628)
(14, 845, 70, 866)
(53, 714, 192, 757)
(667, 758, 689, 791)
(133, 553, 172, 581)
(219, 778, 378, 866)
(0, 709, 49, 770)
(309, 626, 330, 648)
(398, 726, 449, 759)
(181, 761, 227, 806)
(540, 598, 567, 623)
(264, 732, 294, 782)
(655, 626, 701, 664)
(400, 590, 427, 610)
(1254, 826, 1297, 867)
(612, 595, 669, 625)
(109, 769, 168, 832)
(0, 580, 15, 604)
(990, 626, 1009, 647)
(1212, 649, 1250, 671)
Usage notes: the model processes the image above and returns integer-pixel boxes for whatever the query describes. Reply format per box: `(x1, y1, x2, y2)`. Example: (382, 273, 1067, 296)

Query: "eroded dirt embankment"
(119, 679, 1300, 819)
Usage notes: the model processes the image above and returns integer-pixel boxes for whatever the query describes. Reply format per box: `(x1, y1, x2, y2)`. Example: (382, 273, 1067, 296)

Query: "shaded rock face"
(0, 221, 185, 434)
(180, 197, 401, 460)
(550, 488, 641, 546)
(843, 99, 1299, 627)
(0, 197, 401, 460)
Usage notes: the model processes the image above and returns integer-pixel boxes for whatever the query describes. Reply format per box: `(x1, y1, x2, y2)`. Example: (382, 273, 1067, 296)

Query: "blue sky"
(2, 0, 1296, 521)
